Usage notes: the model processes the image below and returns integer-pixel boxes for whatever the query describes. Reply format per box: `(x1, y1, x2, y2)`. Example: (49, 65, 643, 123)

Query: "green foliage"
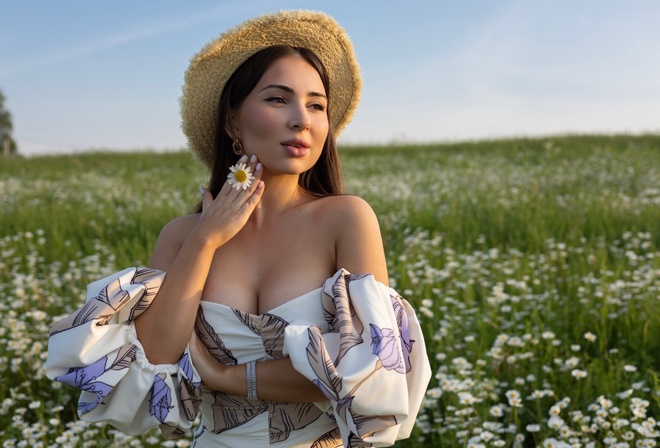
(1, 135, 659, 446)
(0, 89, 18, 156)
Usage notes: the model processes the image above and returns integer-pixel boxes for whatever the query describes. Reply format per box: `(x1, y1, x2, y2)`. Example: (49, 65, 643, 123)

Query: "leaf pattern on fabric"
(390, 294, 415, 373)
(260, 314, 288, 359)
(322, 272, 365, 368)
(336, 394, 397, 446)
(177, 352, 201, 422)
(149, 373, 174, 424)
(49, 298, 117, 336)
(210, 391, 268, 434)
(351, 412, 398, 440)
(110, 344, 137, 371)
(310, 427, 343, 448)
(126, 268, 163, 320)
(195, 307, 237, 365)
(55, 356, 114, 414)
(269, 402, 324, 443)
(334, 395, 355, 432)
(232, 310, 288, 359)
(369, 324, 405, 373)
(178, 353, 201, 388)
(49, 268, 164, 336)
(160, 423, 187, 440)
(306, 326, 343, 400)
(179, 377, 202, 423)
(347, 432, 377, 447)
(47, 267, 431, 444)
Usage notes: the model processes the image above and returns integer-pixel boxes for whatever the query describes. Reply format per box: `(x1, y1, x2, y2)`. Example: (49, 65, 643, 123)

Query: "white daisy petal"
(227, 163, 254, 190)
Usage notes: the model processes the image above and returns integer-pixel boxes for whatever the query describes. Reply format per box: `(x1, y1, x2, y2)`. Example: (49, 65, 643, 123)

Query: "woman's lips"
(281, 139, 310, 157)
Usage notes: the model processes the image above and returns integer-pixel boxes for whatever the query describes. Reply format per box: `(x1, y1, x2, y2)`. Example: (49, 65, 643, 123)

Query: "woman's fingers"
(200, 187, 213, 212)
(195, 154, 264, 246)
(241, 180, 265, 212)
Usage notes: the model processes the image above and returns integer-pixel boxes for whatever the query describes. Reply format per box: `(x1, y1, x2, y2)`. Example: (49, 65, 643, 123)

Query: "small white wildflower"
(227, 162, 255, 191)
(543, 438, 559, 448)
(480, 431, 494, 442)
(490, 405, 504, 418)
(623, 365, 638, 373)
(548, 415, 565, 429)
(617, 389, 633, 399)
(526, 424, 541, 432)
(584, 332, 597, 342)
(572, 369, 588, 379)
(565, 357, 580, 368)
(622, 431, 635, 440)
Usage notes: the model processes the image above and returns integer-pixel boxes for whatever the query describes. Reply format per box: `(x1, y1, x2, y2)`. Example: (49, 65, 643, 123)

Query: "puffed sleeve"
(46, 267, 202, 439)
(283, 269, 432, 447)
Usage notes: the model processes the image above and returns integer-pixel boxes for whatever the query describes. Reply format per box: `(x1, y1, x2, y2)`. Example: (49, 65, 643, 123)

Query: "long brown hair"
(193, 45, 343, 213)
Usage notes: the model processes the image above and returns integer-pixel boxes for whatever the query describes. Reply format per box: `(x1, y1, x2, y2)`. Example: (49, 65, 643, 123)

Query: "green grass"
(1, 134, 659, 447)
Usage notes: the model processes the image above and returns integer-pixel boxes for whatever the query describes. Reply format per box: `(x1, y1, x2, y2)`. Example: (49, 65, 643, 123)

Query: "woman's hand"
(195, 154, 264, 248)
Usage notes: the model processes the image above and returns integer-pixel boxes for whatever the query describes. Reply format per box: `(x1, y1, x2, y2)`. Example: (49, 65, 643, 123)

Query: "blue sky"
(1, 0, 659, 155)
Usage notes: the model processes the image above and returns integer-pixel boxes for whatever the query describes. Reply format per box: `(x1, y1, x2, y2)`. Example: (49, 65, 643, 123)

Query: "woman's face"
(231, 55, 329, 176)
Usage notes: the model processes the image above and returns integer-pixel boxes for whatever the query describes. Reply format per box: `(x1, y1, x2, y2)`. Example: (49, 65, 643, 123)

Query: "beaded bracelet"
(247, 360, 258, 401)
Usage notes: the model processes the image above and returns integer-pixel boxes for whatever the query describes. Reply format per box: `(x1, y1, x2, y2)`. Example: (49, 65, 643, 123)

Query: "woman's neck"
(249, 172, 309, 225)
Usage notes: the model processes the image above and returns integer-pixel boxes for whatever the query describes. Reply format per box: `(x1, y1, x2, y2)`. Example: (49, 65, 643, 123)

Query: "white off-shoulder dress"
(46, 268, 431, 447)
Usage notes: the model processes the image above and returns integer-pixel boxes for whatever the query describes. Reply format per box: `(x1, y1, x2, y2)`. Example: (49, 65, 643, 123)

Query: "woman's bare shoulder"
(160, 213, 201, 237)
(313, 195, 388, 284)
(150, 214, 201, 270)
(313, 194, 379, 228)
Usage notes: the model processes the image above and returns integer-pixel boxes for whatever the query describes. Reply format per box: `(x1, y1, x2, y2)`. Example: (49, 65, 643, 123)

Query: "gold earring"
(232, 138, 243, 155)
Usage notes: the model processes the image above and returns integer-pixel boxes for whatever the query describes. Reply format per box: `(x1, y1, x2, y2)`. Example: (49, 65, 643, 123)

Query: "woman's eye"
(266, 97, 286, 104)
(310, 103, 326, 112)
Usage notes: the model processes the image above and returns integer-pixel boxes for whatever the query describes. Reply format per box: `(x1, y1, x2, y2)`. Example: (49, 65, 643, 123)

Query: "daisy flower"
(227, 163, 255, 190)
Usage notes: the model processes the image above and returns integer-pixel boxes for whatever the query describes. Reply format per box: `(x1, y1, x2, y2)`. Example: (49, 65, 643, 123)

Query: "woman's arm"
(190, 332, 327, 402)
(333, 195, 389, 285)
(189, 195, 389, 402)
(135, 156, 264, 364)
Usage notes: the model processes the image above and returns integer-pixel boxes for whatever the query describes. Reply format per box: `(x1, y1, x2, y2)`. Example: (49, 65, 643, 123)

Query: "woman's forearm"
(205, 357, 327, 403)
(135, 233, 216, 364)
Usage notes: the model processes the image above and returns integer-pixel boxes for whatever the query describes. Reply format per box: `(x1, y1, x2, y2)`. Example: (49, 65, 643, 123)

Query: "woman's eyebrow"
(260, 84, 327, 99)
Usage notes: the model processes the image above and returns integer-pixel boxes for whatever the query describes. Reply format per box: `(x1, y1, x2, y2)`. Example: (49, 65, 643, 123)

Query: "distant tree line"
(1, 89, 18, 157)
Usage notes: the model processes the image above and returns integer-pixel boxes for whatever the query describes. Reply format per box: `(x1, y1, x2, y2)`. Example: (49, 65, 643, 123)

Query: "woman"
(47, 10, 431, 447)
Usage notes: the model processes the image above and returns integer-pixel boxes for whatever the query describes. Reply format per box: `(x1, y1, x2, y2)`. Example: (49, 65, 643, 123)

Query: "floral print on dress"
(47, 267, 431, 446)
(195, 306, 237, 365)
(149, 373, 174, 424)
(285, 269, 432, 446)
(55, 355, 115, 414)
(46, 267, 201, 439)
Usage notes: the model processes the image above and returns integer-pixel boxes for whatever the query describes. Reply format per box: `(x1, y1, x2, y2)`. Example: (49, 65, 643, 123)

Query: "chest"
(200, 215, 336, 314)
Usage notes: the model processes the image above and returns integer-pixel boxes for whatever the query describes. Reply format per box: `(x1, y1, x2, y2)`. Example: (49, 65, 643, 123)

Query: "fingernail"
(256, 162, 262, 171)
(199, 187, 205, 196)
(258, 181, 264, 189)
(250, 154, 257, 163)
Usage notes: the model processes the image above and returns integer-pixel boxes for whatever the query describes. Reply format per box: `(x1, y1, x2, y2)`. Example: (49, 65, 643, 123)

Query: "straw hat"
(180, 10, 362, 168)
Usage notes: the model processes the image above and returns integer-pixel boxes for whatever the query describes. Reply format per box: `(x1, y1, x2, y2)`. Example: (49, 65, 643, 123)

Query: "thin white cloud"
(0, 1, 260, 80)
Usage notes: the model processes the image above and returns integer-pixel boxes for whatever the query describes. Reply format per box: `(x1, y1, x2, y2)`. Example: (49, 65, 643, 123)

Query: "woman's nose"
(289, 103, 312, 130)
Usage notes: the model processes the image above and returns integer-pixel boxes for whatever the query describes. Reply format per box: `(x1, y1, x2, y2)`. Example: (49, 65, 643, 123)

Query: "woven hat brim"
(180, 10, 362, 168)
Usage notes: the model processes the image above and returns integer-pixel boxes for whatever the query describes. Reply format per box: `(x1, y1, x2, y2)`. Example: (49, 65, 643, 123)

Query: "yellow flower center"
(235, 170, 247, 182)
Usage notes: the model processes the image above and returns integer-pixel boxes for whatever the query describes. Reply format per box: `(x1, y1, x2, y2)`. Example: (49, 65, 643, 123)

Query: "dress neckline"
(200, 286, 323, 317)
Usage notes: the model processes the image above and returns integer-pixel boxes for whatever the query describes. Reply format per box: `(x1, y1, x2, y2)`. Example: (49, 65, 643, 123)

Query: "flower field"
(1, 134, 659, 447)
